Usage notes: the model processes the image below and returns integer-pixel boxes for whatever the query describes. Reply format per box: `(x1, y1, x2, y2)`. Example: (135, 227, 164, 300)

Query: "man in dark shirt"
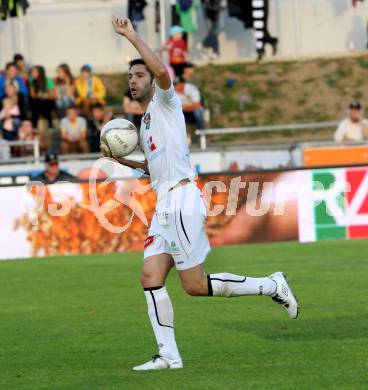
(31, 153, 76, 184)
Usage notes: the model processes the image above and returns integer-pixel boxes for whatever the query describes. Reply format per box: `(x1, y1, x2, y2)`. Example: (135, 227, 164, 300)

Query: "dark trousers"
(30, 98, 55, 128)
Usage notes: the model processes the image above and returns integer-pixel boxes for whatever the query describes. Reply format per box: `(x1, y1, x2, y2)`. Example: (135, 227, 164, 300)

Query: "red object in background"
(346, 168, 368, 238)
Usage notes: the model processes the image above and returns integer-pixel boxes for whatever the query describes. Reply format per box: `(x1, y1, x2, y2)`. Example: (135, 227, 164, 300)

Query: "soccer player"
(106, 17, 299, 371)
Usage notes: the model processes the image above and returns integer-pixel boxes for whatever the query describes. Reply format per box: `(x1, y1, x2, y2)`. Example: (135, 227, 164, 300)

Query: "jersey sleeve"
(154, 82, 181, 109)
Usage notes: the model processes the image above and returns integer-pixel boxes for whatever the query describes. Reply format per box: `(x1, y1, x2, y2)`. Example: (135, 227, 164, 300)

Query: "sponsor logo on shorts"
(170, 240, 181, 255)
(144, 235, 154, 249)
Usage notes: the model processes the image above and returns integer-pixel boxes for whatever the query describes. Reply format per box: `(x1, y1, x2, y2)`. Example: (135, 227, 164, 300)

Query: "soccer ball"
(100, 118, 138, 158)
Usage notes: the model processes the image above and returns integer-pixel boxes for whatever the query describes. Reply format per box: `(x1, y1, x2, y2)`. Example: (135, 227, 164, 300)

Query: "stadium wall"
(1, 0, 368, 72)
(1, 165, 368, 260)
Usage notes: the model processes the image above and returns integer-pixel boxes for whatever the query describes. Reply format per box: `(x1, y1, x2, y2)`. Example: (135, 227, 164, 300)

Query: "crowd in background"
(0, 55, 113, 158)
(0, 1, 283, 159)
(0, 46, 207, 159)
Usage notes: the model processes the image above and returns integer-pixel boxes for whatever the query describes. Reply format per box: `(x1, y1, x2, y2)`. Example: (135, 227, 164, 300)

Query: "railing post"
(200, 132, 207, 150)
(34, 140, 40, 163)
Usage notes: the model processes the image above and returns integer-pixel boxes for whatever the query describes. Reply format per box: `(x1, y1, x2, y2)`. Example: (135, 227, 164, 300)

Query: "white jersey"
(139, 83, 195, 195)
(334, 118, 368, 142)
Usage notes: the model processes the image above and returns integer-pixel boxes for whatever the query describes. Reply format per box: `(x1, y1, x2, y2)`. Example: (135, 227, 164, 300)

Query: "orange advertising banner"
(303, 145, 368, 167)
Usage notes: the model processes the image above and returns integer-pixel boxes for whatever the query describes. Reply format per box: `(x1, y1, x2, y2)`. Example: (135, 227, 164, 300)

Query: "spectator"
(13, 53, 30, 84)
(202, 0, 222, 58)
(161, 25, 188, 79)
(0, 97, 21, 141)
(55, 63, 75, 118)
(87, 103, 113, 152)
(0, 62, 28, 118)
(31, 153, 76, 184)
(123, 88, 144, 129)
(18, 119, 40, 156)
(60, 105, 88, 154)
(75, 64, 106, 115)
(182, 62, 198, 85)
(175, 77, 205, 142)
(334, 101, 368, 142)
(4, 83, 19, 107)
(29, 65, 56, 128)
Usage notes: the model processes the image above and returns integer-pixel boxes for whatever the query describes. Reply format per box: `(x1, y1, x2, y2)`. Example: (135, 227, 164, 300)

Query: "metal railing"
(194, 121, 340, 150)
(0, 140, 40, 163)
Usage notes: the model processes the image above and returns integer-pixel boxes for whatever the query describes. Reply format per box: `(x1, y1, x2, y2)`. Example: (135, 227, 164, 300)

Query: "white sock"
(208, 273, 276, 297)
(144, 286, 181, 360)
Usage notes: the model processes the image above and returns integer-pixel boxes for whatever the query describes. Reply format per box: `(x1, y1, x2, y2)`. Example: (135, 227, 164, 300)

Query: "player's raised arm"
(112, 16, 171, 90)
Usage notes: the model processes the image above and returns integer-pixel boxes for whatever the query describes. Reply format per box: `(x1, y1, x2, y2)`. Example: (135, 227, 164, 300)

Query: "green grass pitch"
(1, 240, 367, 390)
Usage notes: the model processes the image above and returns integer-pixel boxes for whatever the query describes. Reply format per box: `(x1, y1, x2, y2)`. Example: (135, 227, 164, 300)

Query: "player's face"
(128, 64, 153, 103)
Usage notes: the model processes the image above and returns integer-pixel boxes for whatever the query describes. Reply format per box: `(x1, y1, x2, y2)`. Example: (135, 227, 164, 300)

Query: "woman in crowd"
(54, 63, 75, 118)
(29, 65, 56, 128)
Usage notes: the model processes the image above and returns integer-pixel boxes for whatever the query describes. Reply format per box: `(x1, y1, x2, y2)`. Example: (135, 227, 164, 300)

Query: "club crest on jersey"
(147, 136, 157, 152)
(143, 113, 151, 130)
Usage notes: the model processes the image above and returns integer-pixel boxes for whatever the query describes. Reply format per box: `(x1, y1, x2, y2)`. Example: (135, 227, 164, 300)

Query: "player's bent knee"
(140, 270, 154, 288)
(183, 283, 205, 296)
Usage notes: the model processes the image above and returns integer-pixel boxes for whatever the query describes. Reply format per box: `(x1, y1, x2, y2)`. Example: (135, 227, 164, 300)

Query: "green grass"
(1, 240, 368, 390)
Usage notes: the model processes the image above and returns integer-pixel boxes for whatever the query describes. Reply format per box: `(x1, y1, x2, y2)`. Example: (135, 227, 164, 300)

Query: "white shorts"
(144, 182, 211, 271)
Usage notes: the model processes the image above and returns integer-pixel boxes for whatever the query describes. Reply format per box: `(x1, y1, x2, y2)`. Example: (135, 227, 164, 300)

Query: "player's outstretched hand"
(112, 16, 135, 37)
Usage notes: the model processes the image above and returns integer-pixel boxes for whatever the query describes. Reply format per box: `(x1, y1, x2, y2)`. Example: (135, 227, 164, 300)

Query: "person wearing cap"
(161, 25, 188, 79)
(31, 154, 76, 184)
(334, 101, 368, 142)
(75, 64, 106, 115)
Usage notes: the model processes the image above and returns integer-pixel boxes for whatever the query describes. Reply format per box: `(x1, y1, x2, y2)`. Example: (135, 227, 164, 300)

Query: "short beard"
(134, 86, 153, 104)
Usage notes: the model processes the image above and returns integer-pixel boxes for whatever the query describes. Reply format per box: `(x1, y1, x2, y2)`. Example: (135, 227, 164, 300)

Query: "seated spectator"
(0, 62, 28, 118)
(55, 63, 75, 118)
(75, 64, 106, 116)
(31, 153, 76, 184)
(0, 97, 21, 141)
(123, 88, 144, 129)
(13, 53, 30, 85)
(87, 103, 113, 152)
(4, 83, 19, 107)
(182, 62, 198, 85)
(161, 26, 188, 79)
(334, 101, 368, 142)
(18, 119, 40, 156)
(60, 105, 88, 154)
(29, 65, 56, 128)
(175, 77, 205, 139)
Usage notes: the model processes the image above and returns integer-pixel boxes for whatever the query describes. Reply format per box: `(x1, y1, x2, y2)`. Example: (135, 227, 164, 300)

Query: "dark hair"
(5, 62, 16, 70)
(92, 102, 105, 110)
(31, 65, 47, 93)
(129, 58, 154, 81)
(13, 53, 24, 63)
(349, 101, 362, 110)
(67, 104, 78, 110)
(56, 63, 74, 85)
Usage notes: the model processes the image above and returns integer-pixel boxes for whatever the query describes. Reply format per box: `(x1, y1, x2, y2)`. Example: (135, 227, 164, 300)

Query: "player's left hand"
(112, 16, 135, 37)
